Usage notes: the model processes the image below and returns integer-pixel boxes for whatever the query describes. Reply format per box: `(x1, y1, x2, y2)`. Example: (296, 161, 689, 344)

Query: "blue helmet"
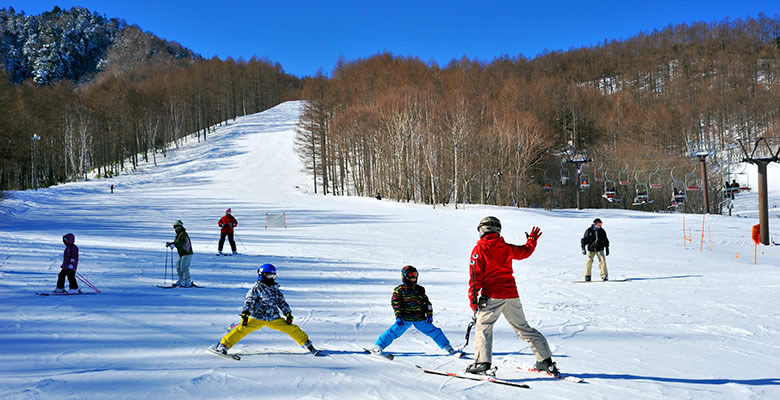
(258, 263, 277, 280)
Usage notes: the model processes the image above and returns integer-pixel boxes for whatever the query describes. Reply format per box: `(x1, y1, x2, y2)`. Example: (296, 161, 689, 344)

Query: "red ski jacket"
(218, 214, 238, 234)
(468, 233, 537, 310)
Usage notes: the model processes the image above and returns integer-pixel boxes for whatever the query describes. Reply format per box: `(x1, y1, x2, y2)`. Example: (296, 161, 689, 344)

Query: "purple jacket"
(60, 233, 79, 270)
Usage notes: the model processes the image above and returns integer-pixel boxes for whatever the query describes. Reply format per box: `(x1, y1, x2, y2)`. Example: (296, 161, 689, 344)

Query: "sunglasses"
(264, 273, 277, 279)
(406, 273, 418, 280)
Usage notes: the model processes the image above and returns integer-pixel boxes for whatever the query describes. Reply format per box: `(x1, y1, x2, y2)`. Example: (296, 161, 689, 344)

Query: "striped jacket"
(391, 284, 433, 321)
(242, 281, 292, 321)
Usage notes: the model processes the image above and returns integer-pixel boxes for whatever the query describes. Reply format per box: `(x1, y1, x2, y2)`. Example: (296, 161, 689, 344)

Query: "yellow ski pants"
(219, 317, 309, 349)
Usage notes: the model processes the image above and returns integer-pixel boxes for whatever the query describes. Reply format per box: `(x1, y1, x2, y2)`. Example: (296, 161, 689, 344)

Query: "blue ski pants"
(376, 320, 451, 350)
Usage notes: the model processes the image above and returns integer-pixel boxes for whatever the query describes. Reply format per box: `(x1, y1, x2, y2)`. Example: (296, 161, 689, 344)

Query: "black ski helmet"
(257, 263, 277, 282)
(401, 265, 418, 286)
(478, 216, 501, 237)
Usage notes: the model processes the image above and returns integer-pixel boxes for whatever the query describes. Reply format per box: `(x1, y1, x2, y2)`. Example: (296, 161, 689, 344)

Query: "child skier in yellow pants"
(212, 264, 322, 356)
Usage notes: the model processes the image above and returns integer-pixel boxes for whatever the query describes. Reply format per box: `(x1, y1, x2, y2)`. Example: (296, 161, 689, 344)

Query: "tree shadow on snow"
(574, 372, 780, 386)
(626, 275, 702, 281)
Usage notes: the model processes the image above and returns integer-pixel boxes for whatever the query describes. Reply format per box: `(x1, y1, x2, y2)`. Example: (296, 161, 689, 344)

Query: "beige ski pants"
(473, 297, 552, 364)
(585, 250, 608, 279)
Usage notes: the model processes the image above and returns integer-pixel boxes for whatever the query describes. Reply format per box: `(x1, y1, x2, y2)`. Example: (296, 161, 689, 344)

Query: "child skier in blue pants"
(371, 265, 458, 357)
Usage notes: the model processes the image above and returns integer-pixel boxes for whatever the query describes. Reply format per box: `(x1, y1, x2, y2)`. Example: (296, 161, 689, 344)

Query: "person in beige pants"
(473, 297, 553, 366)
(466, 216, 559, 376)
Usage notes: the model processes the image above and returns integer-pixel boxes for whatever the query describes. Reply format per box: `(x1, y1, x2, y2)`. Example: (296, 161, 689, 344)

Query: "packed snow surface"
(1, 101, 779, 399)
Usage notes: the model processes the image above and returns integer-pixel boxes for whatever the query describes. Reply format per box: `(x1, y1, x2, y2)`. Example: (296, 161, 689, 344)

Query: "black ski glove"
(240, 310, 250, 327)
(606, 247, 610, 256)
(285, 312, 294, 325)
(582, 248, 586, 255)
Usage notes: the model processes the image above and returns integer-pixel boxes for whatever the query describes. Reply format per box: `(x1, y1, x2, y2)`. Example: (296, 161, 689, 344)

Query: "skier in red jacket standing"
(218, 208, 238, 255)
(465, 216, 558, 376)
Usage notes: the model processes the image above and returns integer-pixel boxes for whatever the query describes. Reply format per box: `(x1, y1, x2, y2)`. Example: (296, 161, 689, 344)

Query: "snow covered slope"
(1, 101, 779, 399)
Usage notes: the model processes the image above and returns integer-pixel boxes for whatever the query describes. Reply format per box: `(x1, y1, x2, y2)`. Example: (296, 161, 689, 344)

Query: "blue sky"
(4, 1, 778, 78)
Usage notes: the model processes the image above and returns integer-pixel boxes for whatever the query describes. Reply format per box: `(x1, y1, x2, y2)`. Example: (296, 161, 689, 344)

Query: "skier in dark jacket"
(212, 264, 321, 357)
(581, 218, 610, 281)
(165, 220, 194, 287)
(370, 265, 457, 357)
(55, 233, 80, 293)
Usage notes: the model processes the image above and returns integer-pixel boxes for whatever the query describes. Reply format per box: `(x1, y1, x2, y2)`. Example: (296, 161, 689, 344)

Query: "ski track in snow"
(1, 101, 779, 399)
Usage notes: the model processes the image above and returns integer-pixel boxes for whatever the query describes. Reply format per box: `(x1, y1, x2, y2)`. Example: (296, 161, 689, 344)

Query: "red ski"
(416, 365, 530, 388)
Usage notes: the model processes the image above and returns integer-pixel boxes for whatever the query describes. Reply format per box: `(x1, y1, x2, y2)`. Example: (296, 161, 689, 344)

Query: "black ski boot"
(305, 340, 323, 356)
(465, 362, 492, 375)
(584, 276, 591, 282)
(534, 358, 560, 376)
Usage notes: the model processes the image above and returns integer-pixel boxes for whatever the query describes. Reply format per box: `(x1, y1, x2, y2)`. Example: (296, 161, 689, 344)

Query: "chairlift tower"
(561, 149, 592, 210)
(688, 141, 715, 214)
(737, 138, 780, 245)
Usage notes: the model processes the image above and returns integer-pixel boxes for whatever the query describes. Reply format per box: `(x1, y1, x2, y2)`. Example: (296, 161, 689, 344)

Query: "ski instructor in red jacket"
(465, 216, 559, 376)
(218, 208, 238, 255)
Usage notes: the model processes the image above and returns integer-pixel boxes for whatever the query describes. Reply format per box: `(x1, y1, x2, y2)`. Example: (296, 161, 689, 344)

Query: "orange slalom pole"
(700, 214, 706, 252)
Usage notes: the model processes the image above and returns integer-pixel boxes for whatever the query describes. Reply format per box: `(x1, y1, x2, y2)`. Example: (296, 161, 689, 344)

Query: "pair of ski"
(363, 348, 578, 389)
(206, 345, 325, 360)
(573, 278, 628, 283)
(36, 291, 97, 296)
(419, 363, 584, 388)
(156, 283, 203, 289)
(362, 347, 466, 361)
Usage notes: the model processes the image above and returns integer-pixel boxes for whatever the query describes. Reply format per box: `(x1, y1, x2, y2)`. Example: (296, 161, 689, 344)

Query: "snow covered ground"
(1, 101, 779, 399)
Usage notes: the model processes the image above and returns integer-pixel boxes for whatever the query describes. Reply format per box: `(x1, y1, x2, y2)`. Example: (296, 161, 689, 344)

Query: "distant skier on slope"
(370, 265, 459, 358)
(54, 233, 80, 294)
(466, 216, 559, 376)
(217, 208, 238, 255)
(211, 264, 323, 357)
(580, 218, 609, 281)
(165, 220, 194, 287)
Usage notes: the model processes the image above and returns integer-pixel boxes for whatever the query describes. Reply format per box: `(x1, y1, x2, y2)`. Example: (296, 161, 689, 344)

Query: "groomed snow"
(1, 101, 779, 399)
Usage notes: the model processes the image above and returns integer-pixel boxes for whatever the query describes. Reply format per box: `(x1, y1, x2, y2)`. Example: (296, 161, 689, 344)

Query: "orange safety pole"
(700, 214, 706, 252)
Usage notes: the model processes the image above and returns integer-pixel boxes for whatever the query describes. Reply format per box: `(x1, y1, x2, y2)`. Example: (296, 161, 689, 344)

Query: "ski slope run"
(1, 101, 779, 399)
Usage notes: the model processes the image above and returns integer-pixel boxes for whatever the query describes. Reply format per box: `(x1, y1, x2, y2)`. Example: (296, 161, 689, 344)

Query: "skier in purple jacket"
(55, 233, 80, 293)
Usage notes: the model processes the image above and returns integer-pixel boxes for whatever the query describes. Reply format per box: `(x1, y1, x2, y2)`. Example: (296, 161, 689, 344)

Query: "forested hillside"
(2, 8, 778, 215)
(0, 7, 301, 191)
(296, 15, 780, 212)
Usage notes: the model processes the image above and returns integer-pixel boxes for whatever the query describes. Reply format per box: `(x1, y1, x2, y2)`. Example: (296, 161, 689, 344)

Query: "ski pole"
(463, 313, 477, 347)
(235, 232, 247, 251)
(169, 247, 176, 284)
(206, 233, 219, 249)
(164, 245, 169, 286)
(75, 271, 100, 293)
